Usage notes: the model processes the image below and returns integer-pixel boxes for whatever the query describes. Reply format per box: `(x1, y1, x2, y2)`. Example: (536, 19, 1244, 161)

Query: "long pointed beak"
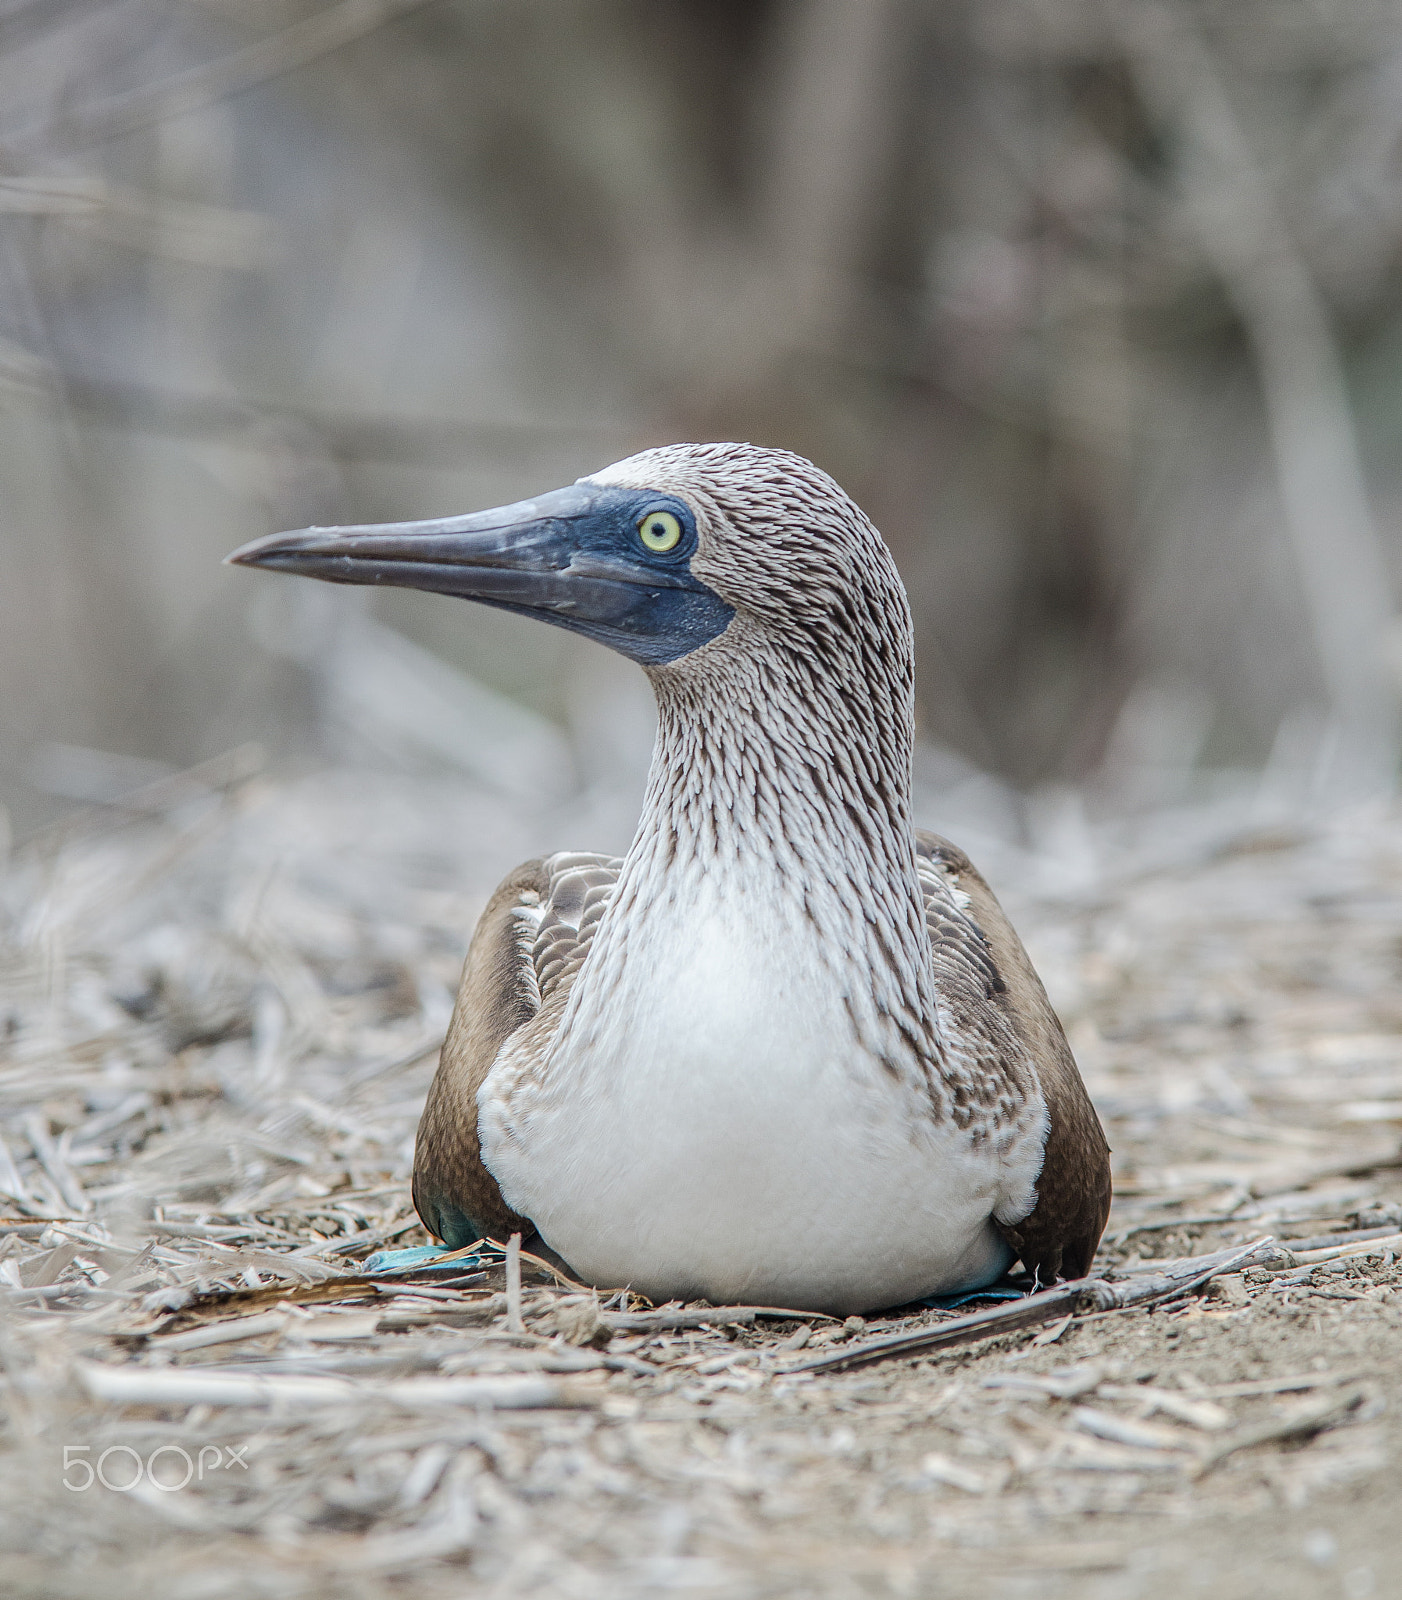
(226, 481, 733, 666)
(228, 484, 610, 603)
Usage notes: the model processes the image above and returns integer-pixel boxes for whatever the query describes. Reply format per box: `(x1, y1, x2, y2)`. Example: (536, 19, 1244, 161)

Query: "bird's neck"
(643, 636, 916, 875)
(597, 623, 939, 1047)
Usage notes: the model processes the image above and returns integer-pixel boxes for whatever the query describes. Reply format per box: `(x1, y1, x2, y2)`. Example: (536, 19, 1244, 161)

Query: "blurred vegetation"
(3, 0, 1402, 838)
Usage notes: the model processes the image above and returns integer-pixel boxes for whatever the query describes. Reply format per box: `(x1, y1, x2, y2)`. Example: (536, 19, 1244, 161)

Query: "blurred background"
(4, 0, 1402, 849)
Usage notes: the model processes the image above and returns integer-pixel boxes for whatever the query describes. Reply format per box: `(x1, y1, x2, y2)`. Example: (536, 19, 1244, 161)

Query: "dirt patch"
(1, 767, 1399, 1597)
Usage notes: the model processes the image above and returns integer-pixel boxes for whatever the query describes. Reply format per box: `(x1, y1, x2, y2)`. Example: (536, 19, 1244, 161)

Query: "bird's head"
(226, 442, 912, 678)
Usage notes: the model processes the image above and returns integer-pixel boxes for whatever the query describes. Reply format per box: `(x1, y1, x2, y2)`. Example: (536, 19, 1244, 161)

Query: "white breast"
(476, 876, 1029, 1314)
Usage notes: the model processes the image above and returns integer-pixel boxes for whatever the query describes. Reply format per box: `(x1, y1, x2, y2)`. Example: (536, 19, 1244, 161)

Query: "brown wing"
(412, 851, 620, 1249)
(915, 831, 1112, 1282)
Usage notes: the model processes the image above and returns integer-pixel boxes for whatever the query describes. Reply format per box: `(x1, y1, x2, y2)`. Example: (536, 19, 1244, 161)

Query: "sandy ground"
(0, 760, 1399, 1598)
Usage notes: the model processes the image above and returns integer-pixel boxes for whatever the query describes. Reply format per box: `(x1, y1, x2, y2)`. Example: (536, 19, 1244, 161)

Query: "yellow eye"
(638, 510, 683, 553)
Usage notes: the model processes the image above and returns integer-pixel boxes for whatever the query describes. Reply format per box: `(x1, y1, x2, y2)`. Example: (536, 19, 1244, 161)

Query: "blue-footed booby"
(229, 443, 1111, 1314)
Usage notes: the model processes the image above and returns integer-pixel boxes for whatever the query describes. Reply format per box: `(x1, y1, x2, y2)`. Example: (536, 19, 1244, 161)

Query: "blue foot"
(361, 1243, 491, 1276)
(918, 1285, 1028, 1310)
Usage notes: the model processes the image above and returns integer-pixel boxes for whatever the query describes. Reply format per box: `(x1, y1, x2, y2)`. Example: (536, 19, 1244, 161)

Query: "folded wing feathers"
(527, 853, 622, 1008)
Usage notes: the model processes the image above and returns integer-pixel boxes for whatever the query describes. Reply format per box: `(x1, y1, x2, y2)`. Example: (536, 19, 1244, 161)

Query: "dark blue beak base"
(226, 482, 733, 666)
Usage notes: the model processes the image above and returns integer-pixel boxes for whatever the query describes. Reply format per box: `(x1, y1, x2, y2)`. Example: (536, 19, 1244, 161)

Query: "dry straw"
(0, 753, 1399, 1595)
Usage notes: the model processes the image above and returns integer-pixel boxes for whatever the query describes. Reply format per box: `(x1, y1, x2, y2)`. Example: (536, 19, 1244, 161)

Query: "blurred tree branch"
(1117, 0, 1400, 793)
(20, 0, 446, 152)
(50, 374, 640, 464)
(0, 173, 277, 266)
